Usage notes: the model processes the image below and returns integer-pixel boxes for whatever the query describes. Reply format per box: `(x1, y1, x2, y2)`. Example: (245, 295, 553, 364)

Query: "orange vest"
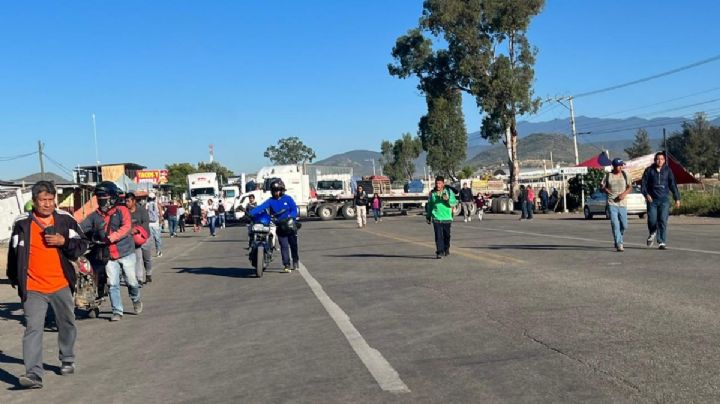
(27, 218, 68, 294)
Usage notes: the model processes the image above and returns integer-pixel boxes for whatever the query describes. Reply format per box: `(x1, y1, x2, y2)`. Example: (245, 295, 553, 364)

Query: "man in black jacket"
(459, 183, 474, 222)
(353, 185, 369, 228)
(6, 181, 89, 389)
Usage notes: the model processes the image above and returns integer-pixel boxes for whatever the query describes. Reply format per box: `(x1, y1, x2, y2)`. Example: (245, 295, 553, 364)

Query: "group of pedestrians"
(353, 185, 383, 227)
(4, 180, 175, 388)
(604, 152, 681, 252)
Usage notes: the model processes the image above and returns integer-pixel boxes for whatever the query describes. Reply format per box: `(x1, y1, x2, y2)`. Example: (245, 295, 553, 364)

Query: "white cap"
(149, 191, 156, 198)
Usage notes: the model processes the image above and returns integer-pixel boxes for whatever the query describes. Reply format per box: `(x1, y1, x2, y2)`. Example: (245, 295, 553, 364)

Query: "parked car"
(583, 187, 647, 219)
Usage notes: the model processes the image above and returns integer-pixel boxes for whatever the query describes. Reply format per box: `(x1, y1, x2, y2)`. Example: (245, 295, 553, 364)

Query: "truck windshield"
(317, 180, 343, 191)
(223, 190, 236, 198)
(190, 188, 215, 197)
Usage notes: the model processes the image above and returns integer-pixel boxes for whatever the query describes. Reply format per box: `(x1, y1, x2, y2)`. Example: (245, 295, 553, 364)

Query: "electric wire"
(0, 151, 38, 162)
(574, 53, 720, 99)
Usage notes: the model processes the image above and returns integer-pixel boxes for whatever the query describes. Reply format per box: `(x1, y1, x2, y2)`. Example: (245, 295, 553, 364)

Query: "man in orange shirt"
(6, 181, 89, 389)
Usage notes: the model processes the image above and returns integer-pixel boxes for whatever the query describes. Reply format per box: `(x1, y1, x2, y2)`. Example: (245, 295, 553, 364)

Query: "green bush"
(674, 190, 720, 217)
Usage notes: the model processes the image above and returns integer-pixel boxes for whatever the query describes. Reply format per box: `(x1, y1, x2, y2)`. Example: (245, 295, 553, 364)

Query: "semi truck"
(237, 165, 432, 221)
(187, 172, 219, 204)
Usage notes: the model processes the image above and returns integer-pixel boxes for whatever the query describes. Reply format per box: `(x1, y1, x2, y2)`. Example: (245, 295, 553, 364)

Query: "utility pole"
(663, 128, 667, 151)
(92, 113, 100, 182)
(38, 141, 45, 180)
(569, 97, 579, 167)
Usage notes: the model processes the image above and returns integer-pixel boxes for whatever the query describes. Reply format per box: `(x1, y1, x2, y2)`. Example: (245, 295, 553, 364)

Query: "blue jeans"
(522, 200, 533, 219)
(372, 208, 381, 221)
(208, 216, 217, 235)
(647, 198, 670, 244)
(608, 205, 628, 246)
(149, 223, 162, 253)
(106, 253, 141, 315)
(217, 213, 225, 227)
(168, 217, 178, 236)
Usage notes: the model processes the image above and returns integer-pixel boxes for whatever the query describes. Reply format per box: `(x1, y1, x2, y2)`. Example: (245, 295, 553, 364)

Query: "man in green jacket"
(426, 176, 457, 259)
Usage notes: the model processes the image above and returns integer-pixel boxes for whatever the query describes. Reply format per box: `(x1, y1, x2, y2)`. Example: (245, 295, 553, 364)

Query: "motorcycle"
(247, 210, 277, 278)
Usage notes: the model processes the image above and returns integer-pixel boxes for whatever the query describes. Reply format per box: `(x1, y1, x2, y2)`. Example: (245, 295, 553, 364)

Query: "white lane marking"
(298, 263, 410, 393)
(483, 227, 720, 255)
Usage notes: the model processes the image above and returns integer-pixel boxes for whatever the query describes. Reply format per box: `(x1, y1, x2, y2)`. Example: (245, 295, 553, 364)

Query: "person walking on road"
(250, 180, 301, 273)
(177, 203, 186, 233)
(126, 192, 153, 283)
(602, 158, 632, 252)
(354, 185, 369, 228)
(81, 182, 143, 321)
(206, 198, 218, 237)
(518, 185, 527, 220)
(459, 182, 474, 223)
(7, 181, 89, 389)
(166, 200, 179, 238)
(641, 151, 681, 250)
(426, 176, 457, 259)
(524, 185, 535, 220)
(217, 200, 226, 229)
(475, 193, 486, 221)
(371, 193, 382, 222)
(146, 191, 163, 257)
(190, 199, 202, 232)
(539, 187, 549, 213)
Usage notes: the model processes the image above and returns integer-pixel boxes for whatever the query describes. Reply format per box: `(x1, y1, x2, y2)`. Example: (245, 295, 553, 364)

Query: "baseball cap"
(611, 158, 625, 167)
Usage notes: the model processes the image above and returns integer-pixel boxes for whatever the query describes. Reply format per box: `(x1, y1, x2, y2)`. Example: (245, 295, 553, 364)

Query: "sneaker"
(464, 218, 468, 223)
(157, 251, 163, 258)
(18, 373, 43, 389)
(444, 250, 450, 257)
(282, 267, 291, 273)
(659, 243, 667, 250)
(110, 314, 122, 322)
(468, 217, 472, 222)
(133, 300, 143, 314)
(292, 262, 299, 271)
(60, 362, 75, 375)
(146, 275, 153, 283)
(647, 232, 656, 247)
(436, 253, 443, 259)
(617, 245, 624, 252)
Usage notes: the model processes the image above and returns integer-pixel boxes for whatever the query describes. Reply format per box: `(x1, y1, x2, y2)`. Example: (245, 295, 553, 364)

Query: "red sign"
(135, 170, 168, 185)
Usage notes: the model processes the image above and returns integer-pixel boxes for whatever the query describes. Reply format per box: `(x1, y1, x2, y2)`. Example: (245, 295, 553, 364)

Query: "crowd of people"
(3, 151, 681, 389)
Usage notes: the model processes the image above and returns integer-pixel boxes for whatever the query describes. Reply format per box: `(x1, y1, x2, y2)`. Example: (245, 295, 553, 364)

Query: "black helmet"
(94, 181, 119, 211)
(270, 179, 286, 193)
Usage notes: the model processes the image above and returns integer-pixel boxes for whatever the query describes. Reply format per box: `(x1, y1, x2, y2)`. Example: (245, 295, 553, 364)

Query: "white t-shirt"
(206, 201, 217, 217)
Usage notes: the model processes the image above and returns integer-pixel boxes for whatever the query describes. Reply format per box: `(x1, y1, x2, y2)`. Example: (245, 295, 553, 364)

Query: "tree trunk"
(506, 124, 519, 200)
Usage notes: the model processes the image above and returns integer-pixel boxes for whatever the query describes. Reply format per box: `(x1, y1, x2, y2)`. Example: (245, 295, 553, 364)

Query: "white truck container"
(187, 172, 219, 204)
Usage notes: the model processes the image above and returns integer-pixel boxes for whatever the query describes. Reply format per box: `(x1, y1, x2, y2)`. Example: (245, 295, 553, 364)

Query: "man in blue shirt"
(641, 151, 681, 250)
(250, 180, 300, 273)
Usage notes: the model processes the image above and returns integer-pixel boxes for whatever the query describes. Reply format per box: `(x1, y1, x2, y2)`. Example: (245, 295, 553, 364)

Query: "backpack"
(603, 171, 629, 190)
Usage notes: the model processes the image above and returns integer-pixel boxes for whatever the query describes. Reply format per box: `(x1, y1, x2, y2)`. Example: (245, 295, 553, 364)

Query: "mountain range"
(315, 115, 719, 176)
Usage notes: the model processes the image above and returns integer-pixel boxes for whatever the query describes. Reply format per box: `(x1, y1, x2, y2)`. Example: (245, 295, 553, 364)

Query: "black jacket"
(6, 210, 89, 302)
(459, 188, 474, 202)
(354, 191, 369, 207)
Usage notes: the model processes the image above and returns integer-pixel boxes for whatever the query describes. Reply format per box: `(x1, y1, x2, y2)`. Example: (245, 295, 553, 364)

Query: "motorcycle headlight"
(252, 223, 269, 232)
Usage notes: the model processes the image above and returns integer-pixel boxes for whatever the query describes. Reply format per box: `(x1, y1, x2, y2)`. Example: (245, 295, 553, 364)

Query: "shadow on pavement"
(0, 302, 24, 325)
(175, 267, 256, 278)
(0, 351, 62, 389)
(479, 244, 609, 251)
(326, 253, 437, 260)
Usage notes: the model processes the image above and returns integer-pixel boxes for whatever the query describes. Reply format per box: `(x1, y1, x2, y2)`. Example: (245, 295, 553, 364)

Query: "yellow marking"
(367, 229, 524, 266)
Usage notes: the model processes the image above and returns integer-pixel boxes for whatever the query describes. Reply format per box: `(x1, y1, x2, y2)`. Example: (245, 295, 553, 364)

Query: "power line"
(42, 152, 76, 177)
(574, 53, 720, 99)
(593, 86, 720, 119)
(0, 151, 37, 162)
(585, 111, 720, 137)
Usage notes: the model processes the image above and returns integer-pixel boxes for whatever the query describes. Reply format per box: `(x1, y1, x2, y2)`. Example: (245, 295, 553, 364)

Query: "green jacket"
(426, 187, 457, 222)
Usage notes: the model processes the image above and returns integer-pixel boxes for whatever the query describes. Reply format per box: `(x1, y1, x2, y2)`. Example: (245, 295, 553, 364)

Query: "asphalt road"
(1, 212, 719, 403)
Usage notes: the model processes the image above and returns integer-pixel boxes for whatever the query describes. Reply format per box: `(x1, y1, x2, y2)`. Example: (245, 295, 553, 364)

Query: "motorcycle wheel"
(255, 245, 264, 278)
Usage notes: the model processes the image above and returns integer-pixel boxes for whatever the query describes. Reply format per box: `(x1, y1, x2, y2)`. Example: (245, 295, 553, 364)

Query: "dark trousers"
(178, 216, 186, 232)
(647, 198, 671, 244)
(433, 221, 452, 254)
(278, 233, 299, 267)
(23, 287, 77, 378)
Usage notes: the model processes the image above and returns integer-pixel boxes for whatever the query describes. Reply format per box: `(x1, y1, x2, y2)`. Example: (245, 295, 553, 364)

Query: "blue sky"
(2, 0, 719, 179)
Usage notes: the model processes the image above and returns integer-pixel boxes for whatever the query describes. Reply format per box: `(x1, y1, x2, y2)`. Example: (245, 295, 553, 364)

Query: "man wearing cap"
(602, 158, 632, 252)
(641, 151, 681, 250)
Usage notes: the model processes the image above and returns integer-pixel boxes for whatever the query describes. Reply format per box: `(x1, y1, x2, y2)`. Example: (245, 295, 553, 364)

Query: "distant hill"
(467, 133, 599, 168)
(315, 150, 384, 177)
(12, 172, 72, 184)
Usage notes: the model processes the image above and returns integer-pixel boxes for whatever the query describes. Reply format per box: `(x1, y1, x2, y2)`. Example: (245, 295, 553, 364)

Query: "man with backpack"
(81, 182, 143, 321)
(146, 191, 163, 257)
(602, 158, 632, 252)
(426, 176, 457, 259)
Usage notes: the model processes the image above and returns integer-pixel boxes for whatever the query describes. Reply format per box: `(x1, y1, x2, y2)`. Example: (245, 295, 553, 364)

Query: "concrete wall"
(0, 189, 30, 242)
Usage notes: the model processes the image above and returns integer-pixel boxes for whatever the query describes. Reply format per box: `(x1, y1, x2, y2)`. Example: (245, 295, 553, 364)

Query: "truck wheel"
(317, 205, 336, 221)
(341, 203, 356, 220)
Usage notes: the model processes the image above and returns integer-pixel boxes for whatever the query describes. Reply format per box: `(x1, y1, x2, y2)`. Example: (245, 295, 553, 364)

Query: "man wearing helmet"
(250, 179, 301, 273)
(80, 181, 143, 321)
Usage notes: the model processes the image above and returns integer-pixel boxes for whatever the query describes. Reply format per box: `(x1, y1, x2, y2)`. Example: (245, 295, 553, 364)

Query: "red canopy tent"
(619, 153, 700, 184)
(577, 151, 612, 169)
